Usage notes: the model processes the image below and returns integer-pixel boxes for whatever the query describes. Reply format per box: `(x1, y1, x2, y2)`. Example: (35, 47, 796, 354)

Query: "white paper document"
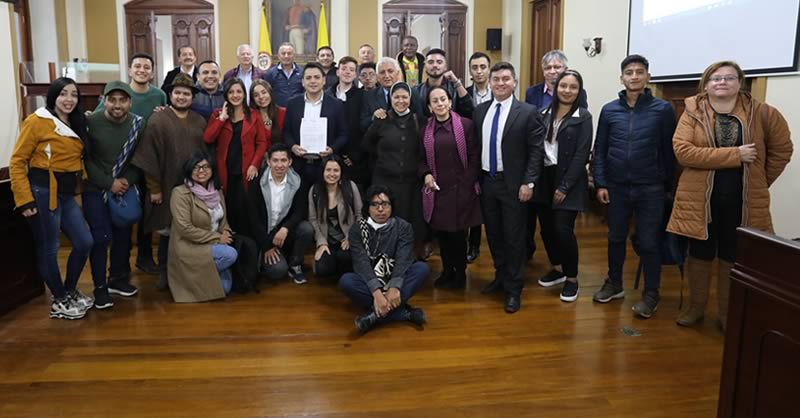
(300, 117, 328, 154)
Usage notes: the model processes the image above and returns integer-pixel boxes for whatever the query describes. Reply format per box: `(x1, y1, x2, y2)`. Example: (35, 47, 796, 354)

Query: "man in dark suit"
(161, 46, 198, 102)
(284, 62, 348, 191)
(475, 62, 545, 313)
(326, 56, 368, 189)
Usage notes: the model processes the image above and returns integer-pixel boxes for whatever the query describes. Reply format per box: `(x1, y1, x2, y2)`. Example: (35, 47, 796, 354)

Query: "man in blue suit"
(284, 62, 348, 191)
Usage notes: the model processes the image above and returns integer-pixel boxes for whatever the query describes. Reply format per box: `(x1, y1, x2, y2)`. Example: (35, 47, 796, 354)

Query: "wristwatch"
(526, 182, 535, 189)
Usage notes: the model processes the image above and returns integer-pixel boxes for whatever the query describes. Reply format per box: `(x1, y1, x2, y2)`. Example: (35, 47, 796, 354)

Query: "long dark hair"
(312, 155, 357, 223)
(182, 150, 220, 188)
(46, 77, 87, 141)
(546, 69, 583, 143)
(222, 78, 251, 121)
(249, 79, 278, 122)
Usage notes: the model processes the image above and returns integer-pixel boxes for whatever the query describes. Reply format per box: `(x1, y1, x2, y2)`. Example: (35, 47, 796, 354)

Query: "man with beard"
(93, 53, 167, 277)
(414, 48, 473, 118)
(161, 46, 198, 94)
(265, 42, 304, 107)
(83, 81, 145, 308)
(191, 60, 225, 120)
(132, 73, 207, 289)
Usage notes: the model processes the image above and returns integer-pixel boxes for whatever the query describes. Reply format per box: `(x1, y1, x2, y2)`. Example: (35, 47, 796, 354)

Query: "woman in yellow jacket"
(668, 61, 793, 330)
(9, 77, 94, 320)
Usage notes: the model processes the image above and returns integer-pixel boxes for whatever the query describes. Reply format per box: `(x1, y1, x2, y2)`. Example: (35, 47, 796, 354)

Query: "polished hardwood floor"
(0, 213, 725, 417)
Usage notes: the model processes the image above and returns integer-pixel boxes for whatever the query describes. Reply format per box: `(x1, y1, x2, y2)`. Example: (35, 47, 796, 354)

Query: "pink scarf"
(421, 112, 473, 223)
(189, 181, 221, 209)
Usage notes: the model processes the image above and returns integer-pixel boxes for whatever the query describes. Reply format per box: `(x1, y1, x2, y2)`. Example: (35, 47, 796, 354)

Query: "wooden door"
(530, 0, 561, 86)
(172, 13, 215, 64)
(126, 13, 155, 61)
(442, 12, 466, 80)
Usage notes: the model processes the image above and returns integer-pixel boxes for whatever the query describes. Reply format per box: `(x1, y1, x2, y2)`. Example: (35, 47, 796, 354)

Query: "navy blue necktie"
(489, 103, 502, 177)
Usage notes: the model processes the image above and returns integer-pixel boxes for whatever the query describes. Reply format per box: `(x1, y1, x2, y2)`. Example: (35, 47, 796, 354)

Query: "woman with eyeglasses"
(167, 151, 238, 302)
(533, 69, 592, 303)
(669, 61, 792, 330)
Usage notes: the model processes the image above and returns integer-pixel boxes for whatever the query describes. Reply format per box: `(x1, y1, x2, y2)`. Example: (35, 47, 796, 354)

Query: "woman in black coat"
(533, 70, 592, 303)
(419, 86, 481, 289)
(363, 82, 427, 246)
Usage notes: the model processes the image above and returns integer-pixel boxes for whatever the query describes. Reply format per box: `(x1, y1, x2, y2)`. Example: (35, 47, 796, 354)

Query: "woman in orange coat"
(203, 78, 270, 233)
(668, 61, 793, 330)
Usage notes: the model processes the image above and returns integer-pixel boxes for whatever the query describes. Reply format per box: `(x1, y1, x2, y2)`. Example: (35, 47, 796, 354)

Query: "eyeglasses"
(709, 75, 739, 83)
(369, 201, 391, 209)
(193, 164, 211, 173)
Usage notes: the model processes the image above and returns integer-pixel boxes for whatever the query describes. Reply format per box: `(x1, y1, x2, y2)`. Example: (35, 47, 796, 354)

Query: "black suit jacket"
(161, 66, 199, 94)
(524, 82, 588, 109)
(284, 93, 349, 172)
(473, 98, 545, 192)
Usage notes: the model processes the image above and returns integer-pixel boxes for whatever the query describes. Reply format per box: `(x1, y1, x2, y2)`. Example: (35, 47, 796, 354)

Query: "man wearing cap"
(83, 81, 146, 308)
(132, 73, 208, 288)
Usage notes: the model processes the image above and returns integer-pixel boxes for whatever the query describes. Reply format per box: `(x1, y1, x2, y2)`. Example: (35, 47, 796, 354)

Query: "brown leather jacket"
(667, 92, 793, 240)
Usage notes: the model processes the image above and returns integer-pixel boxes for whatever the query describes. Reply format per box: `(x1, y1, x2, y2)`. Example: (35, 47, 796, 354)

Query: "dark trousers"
(606, 183, 665, 290)
(338, 261, 430, 321)
(27, 184, 93, 299)
(436, 229, 467, 277)
(261, 220, 314, 280)
(315, 245, 353, 277)
(538, 205, 579, 278)
(136, 179, 154, 263)
(524, 202, 539, 260)
(689, 190, 742, 263)
(468, 225, 482, 248)
(480, 173, 527, 295)
(82, 192, 134, 288)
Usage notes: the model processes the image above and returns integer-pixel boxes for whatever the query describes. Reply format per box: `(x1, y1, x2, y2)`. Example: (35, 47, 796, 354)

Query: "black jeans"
(315, 244, 352, 277)
(261, 221, 314, 280)
(538, 206, 579, 278)
(436, 229, 467, 277)
(606, 183, 665, 290)
(689, 189, 742, 263)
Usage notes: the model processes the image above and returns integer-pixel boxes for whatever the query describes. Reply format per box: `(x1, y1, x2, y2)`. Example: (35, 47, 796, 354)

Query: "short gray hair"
(236, 44, 252, 55)
(376, 56, 401, 72)
(279, 42, 295, 51)
(541, 49, 568, 67)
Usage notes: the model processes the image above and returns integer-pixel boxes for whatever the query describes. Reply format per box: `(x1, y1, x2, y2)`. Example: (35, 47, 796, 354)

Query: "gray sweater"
(348, 217, 415, 292)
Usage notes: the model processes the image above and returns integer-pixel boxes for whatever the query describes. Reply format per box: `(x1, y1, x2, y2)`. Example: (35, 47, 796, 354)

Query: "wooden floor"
(0, 213, 725, 418)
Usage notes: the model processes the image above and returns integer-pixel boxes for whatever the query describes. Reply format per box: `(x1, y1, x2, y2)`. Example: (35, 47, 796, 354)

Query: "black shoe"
(504, 294, 521, 313)
(481, 279, 503, 294)
(466, 245, 480, 264)
(354, 311, 380, 334)
(560, 280, 580, 303)
(136, 258, 159, 275)
(537, 269, 567, 288)
(108, 278, 138, 297)
(93, 287, 114, 309)
(444, 272, 466, 290)
(400, 305, 427, 326)
(434, 271, 454, 288)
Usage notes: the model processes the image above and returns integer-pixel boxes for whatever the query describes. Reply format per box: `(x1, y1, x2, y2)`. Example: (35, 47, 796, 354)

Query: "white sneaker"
(49, 297, 87, 320)
(68, 289, 94, 312)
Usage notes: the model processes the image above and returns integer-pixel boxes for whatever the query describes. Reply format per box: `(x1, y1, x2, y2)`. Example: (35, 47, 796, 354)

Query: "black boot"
(445, 270, 466, 289)
(399, 304, 427, 326)
(434, 269, 454, 288)
(354, 311, 380, 334)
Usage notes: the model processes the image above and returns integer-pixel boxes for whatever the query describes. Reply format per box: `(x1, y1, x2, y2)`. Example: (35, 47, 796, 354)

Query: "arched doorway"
(124, 0, 215, 85)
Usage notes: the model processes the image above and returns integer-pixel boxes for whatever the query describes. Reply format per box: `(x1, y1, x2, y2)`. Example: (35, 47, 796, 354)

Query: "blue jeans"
(606, 183, 665, 290)
(338, 261, 430, 321)
(211, 244, 238, 295)
(26, 184, 93, 299)
(82, 192, 133, 289)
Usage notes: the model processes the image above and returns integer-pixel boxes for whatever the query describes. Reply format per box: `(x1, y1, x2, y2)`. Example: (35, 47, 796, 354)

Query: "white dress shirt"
(239, 66, 254, 96)
(544, 117, 563, 167)
(303, 93, 323, 119)
(481, 95, 514, 172)
(268, 171, 288, 232)
(336, 84, 351, 102)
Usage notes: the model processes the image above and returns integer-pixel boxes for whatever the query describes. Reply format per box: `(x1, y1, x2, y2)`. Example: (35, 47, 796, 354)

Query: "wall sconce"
(583, 36, 602, 57)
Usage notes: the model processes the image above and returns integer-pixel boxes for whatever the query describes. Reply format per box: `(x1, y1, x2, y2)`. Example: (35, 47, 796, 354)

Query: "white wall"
(1, 5, 21, 170)
(562, 0, 629, 126)
(29, 0, 60, 82)
(502, 0, 521, 93)
(155, 15, 173, 85)
(562, 0, 798, 238)
(765, 76, 800, 238)
(65, 0, 88, 60)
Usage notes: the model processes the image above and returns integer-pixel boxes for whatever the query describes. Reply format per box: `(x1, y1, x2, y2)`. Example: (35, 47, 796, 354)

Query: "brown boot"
(717, 259, 734, 332)
(676, 256, 713, 327)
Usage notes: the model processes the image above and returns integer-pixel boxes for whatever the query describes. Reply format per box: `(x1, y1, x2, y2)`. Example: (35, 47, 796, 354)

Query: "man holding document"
(284, 62, 349, 191)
